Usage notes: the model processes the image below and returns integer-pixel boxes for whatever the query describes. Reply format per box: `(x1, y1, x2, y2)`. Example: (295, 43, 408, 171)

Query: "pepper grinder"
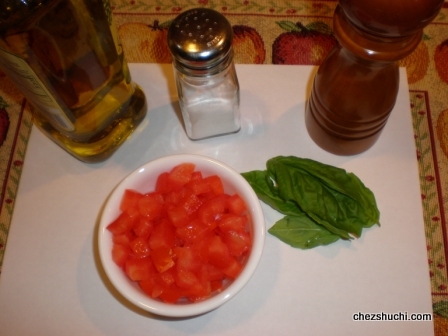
(306, 0, 444, 155)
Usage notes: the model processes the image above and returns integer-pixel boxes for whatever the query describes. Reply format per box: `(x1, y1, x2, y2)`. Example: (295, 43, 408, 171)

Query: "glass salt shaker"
(167, 8, 240, 140)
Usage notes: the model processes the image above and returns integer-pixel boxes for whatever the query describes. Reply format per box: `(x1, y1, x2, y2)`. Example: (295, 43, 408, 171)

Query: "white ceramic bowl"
(98, 154, 265, 317)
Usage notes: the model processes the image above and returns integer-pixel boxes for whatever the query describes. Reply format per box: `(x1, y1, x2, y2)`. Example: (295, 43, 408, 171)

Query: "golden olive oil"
(0, 0, 147, 162)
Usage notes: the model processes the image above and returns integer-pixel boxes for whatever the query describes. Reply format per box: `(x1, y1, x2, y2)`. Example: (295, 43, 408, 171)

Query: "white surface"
(0, 64, 433, 335)
(98, 154, 265, 317)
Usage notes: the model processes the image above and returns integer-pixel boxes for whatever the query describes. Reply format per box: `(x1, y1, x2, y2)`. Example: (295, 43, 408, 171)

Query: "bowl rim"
(98, 153, 265, 317)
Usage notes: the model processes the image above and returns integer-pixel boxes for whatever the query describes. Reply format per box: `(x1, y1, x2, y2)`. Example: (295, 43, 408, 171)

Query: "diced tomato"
(120, 189, 144, 212)
(139, 273, 173, 300)
(168, 163, 195, 191)
(107, 212, 137, 235)
(158, 283, 184, 303)
(218, 214, 246, 233)
(186, 178, 211, 195)
(138, 192, 164, 220)
(130, 236, 151, 258)
(112, 244, 131, 267)
(164, 190, 182, 206)
(204, 175, 224, 195)
(198, 263, 224, 282)
(112, 230, 135, 246)
(227, 194, 247, 215)
(164, 186, 192, 207)
(158, 267, 176, 286)
(139, 278, 157, 298)
(210, 279, 224, 293)
(190, 171, 203, 182)
(174, 246, 202, 272)
(167, 206, 190, 228)
(198, 195, 228, 227)
(108, 163, 253, 304)
(174, 268, 200, 289)
(205, 235, 232, 269)
(155, 172, 171, 194)
(148, 219, 175, 250)
(180, 193, 203, 216)
(125, 206, 141, 222)
(125, 257, 154, 281)
(178, 270, 211, 299)
(222, 257, 243, 279)
(151, 247, 175, 273)
(133, 218, 154, 237)
(223, 230, 251, 257)
(193, 237, 211, 263)
(176, 218, 212, 244)
(187, 278, 212, 301)
(139, 274, 180, 302)
(178, 185, 194, 199)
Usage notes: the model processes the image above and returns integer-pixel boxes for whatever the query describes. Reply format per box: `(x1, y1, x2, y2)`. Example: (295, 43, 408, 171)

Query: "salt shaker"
(167, 8, 240, 140)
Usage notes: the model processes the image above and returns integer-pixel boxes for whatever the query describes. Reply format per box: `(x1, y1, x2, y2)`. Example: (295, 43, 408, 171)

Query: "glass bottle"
(167, 8, 240, 140)
(0, 0, 147, 163)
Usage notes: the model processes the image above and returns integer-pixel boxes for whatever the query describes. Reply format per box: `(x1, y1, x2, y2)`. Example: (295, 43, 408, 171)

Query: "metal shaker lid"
(167, 8, 233, 70)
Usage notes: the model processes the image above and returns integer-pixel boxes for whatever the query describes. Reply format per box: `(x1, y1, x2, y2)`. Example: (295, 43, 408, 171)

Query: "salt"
(177, 65, 240, 139)
(167, 8, 241, 140)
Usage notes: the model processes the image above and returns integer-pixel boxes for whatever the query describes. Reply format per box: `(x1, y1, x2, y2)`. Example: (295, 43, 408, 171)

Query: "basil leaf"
(241, 170, 302, 216)
(268, 214, 340, 249)
(242, 156, 380, 248)
(266, 156, 380, 239)
(270, 157, 379, 226)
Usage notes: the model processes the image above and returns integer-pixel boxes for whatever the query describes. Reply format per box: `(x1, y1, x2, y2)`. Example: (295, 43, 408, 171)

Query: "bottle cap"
(167, 8, 233, 73)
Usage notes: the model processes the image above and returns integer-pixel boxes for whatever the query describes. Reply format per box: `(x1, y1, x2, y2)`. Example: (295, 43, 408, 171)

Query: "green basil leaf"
(267, 156, 380, 239)
(275, 157, 379, 228)
(268, 214, 340, 249)
(241, 170, 302, 216)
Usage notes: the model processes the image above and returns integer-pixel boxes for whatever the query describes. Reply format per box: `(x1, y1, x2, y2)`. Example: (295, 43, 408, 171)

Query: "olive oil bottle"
(0, 0, 147, 162)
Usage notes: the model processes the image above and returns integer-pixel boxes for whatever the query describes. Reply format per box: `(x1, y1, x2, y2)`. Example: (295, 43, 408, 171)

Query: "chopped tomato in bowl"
(98, 154, 265, 317)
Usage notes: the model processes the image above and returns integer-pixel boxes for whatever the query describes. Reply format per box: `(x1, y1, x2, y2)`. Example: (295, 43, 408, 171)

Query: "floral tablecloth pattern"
(0, 0, 447, 333)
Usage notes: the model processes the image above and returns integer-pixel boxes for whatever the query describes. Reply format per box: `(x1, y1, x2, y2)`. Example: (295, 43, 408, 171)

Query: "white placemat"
(0, 64, 433, 336)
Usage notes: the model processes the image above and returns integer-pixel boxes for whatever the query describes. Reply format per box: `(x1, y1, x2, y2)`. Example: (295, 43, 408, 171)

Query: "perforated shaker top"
(167, 8, 233, 70)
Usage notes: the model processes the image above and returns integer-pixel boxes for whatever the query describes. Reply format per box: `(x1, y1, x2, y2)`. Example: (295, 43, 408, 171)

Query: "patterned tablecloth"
(0, 0, 447, 333)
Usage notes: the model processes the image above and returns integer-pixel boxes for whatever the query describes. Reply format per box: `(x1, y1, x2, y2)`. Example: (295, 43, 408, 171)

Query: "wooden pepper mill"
(306, 0, 444, 155)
